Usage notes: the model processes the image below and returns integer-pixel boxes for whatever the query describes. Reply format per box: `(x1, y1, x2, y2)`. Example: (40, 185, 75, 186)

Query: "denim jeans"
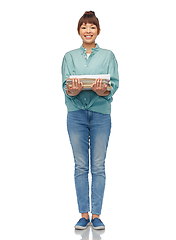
(67, 110, 111, 215)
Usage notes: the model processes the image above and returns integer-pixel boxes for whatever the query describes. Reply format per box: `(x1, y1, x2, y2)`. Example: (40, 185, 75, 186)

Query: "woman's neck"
(83, 42, 96, 54)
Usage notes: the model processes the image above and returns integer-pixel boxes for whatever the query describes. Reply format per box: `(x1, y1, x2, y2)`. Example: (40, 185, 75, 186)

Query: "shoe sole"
(92, 225, 105, 230)
(75, 222, 91, 230)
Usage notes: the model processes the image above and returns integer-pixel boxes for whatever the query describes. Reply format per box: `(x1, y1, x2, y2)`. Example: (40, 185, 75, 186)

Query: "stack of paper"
(66, 74, 112, 91)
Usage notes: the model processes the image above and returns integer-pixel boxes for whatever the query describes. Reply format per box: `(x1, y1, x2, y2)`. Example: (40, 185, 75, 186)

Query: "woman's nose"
(87, 28, 91, 33)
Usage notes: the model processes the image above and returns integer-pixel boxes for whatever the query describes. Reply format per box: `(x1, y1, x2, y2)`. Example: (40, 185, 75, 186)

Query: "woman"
(61, 11, 119, 230)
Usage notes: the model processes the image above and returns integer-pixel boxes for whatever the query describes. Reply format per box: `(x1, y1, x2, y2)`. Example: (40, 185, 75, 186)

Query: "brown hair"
(77, 11, 100, 34)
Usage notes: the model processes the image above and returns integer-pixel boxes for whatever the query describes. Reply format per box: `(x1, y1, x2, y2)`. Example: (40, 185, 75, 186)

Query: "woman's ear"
(98, 29, 101, 35)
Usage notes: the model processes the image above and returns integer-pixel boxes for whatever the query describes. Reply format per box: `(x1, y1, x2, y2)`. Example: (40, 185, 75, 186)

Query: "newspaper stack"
(66, 74, 112, 91)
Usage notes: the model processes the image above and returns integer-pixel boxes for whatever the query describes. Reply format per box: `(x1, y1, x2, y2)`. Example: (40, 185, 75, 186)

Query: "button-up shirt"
(61, 44, 119, 114)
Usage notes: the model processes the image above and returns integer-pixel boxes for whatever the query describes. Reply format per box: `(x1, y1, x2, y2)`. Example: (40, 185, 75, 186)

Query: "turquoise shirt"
(61, 44, 119, 114)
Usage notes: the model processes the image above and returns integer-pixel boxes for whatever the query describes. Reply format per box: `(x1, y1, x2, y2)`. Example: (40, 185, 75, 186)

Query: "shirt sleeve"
(61, 54, 76, 99)
(104, 51, 119, 100)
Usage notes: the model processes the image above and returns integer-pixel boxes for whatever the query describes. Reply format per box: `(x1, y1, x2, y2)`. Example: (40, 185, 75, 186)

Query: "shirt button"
(84, 98, 86, 101)
(85, 65, 86, 67)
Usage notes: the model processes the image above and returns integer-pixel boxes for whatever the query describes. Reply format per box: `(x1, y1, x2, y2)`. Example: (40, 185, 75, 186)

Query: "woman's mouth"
(84, 35, 93, 39)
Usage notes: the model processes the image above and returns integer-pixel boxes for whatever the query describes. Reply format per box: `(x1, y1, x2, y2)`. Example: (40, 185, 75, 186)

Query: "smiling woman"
(61, 10, 119, 230)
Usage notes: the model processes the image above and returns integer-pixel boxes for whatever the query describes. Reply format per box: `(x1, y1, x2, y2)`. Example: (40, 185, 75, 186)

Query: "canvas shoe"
(75, 218, 91, 230)
(91, 218, 105, 230)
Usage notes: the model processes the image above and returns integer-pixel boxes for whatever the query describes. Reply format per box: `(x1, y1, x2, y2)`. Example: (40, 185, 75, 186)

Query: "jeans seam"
(91, 176, 94, 213)
(88, 111, 93, 125)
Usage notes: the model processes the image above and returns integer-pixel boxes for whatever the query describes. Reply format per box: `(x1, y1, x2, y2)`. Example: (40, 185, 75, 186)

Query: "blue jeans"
(67, 110, 111, 215)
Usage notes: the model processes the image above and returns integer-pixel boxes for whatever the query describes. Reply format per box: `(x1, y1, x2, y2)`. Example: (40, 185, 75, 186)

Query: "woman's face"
(79, 23, 99, 44)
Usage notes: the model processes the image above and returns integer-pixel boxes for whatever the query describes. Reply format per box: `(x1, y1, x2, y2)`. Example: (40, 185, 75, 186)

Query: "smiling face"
(79, 23, 100, 45)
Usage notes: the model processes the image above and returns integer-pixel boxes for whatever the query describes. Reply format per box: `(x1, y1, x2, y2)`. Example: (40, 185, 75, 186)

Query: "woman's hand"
(67, 78, 83, 96)
(91, 78, 110, 96)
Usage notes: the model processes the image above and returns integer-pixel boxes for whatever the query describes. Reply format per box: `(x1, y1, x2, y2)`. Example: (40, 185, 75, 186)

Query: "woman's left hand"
(91, 78, 110, 96)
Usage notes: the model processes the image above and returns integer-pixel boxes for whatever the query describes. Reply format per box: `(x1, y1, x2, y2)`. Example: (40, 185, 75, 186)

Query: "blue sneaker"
(91, 218, 105, 230)
(75, 218, 91, 230)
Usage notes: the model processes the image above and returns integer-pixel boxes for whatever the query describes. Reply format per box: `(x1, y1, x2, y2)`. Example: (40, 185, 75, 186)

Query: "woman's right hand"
(67, 78, 83, 96)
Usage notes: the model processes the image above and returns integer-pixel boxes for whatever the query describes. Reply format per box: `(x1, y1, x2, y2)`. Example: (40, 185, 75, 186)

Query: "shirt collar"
(80, 44, 100, 55)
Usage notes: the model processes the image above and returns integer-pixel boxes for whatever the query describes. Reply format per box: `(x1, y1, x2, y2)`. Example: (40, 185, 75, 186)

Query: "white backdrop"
(0, 0, 176, 239)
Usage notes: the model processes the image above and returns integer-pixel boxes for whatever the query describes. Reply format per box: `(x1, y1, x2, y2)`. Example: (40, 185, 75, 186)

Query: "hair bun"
(83, 11, 95, 17)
